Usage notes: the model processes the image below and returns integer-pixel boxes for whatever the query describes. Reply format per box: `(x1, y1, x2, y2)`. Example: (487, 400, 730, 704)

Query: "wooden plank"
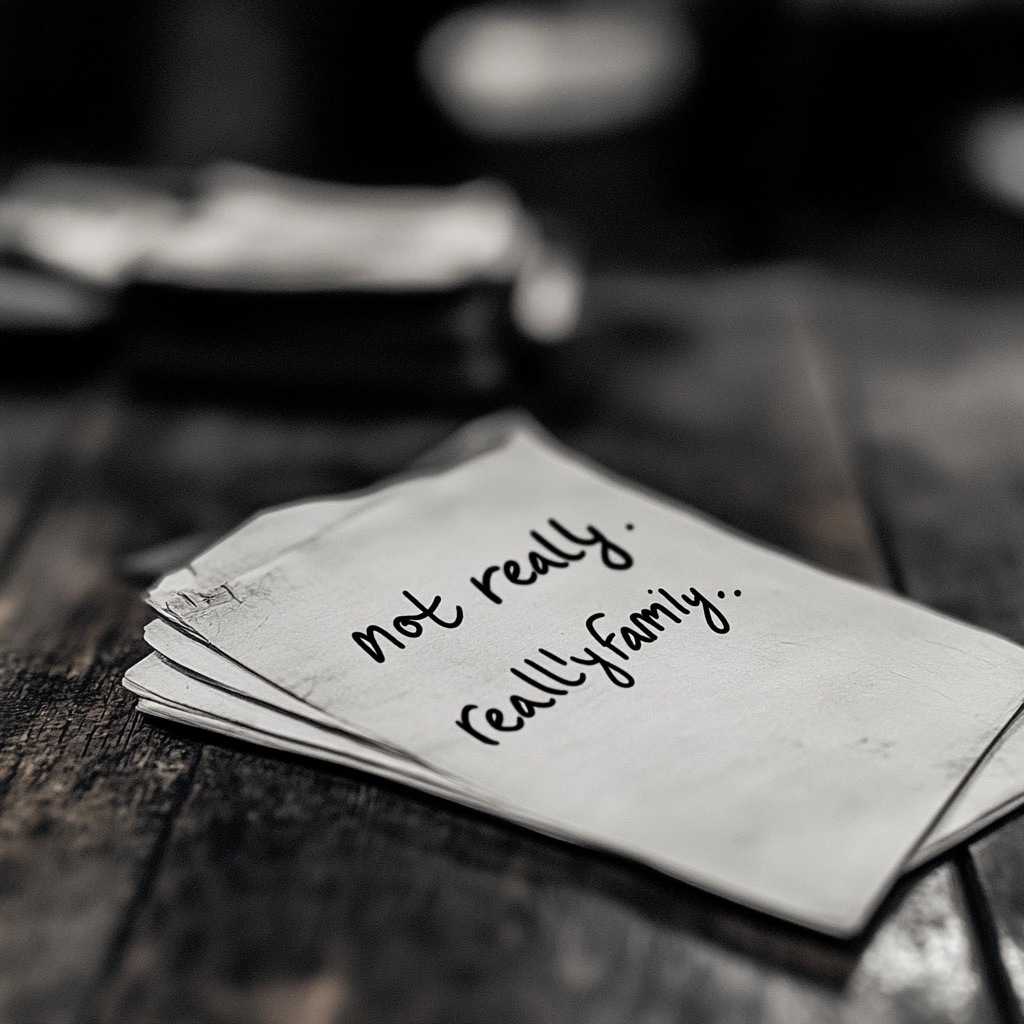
(807, 274, 1024, 644)
(0, 394, 203, 1024)
(86, 270, 999, 1023)
(0, 391, 458, 1024)
(809, 273, 1024, 1021)
(87, 742, 993, 1024)
(0, 389, 67, 552)
(0, 388, 81, 801)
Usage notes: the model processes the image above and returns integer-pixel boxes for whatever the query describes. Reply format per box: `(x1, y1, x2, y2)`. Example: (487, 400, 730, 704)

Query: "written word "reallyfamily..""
(347, 517, 742, 746)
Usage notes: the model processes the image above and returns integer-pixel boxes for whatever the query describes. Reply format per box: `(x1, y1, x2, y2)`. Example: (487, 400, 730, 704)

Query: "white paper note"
(146, 419, 1024, 935)
(144, 413, 1024, 868)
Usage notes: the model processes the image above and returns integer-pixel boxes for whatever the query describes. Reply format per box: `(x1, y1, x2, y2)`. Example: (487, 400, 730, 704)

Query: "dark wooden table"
(4, 264, 1024, 1023)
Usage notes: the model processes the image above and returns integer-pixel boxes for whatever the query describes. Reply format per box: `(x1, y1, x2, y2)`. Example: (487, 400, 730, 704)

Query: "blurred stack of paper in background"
(0, 165, 584, 399)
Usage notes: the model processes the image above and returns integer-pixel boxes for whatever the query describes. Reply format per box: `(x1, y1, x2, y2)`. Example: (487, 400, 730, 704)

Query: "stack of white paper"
(124, 414, 1024, 936)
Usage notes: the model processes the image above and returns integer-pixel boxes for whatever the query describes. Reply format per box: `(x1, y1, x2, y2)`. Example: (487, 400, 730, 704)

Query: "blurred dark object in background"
(0, 0, 471, 183)
(0, 267, 112, 379)
(2, 0, 1021, 260)
(0, 163, 582, 404)
(1, 0, 1023, 397)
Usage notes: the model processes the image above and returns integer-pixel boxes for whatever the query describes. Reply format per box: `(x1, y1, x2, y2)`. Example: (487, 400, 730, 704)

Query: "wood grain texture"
(0, 395, 202, 1024)
(0, 268, 1009, 1023)
(88, 740, 995, 1024)
(809, 273, 1024, 1022)
(807, 275, 1024, 644)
